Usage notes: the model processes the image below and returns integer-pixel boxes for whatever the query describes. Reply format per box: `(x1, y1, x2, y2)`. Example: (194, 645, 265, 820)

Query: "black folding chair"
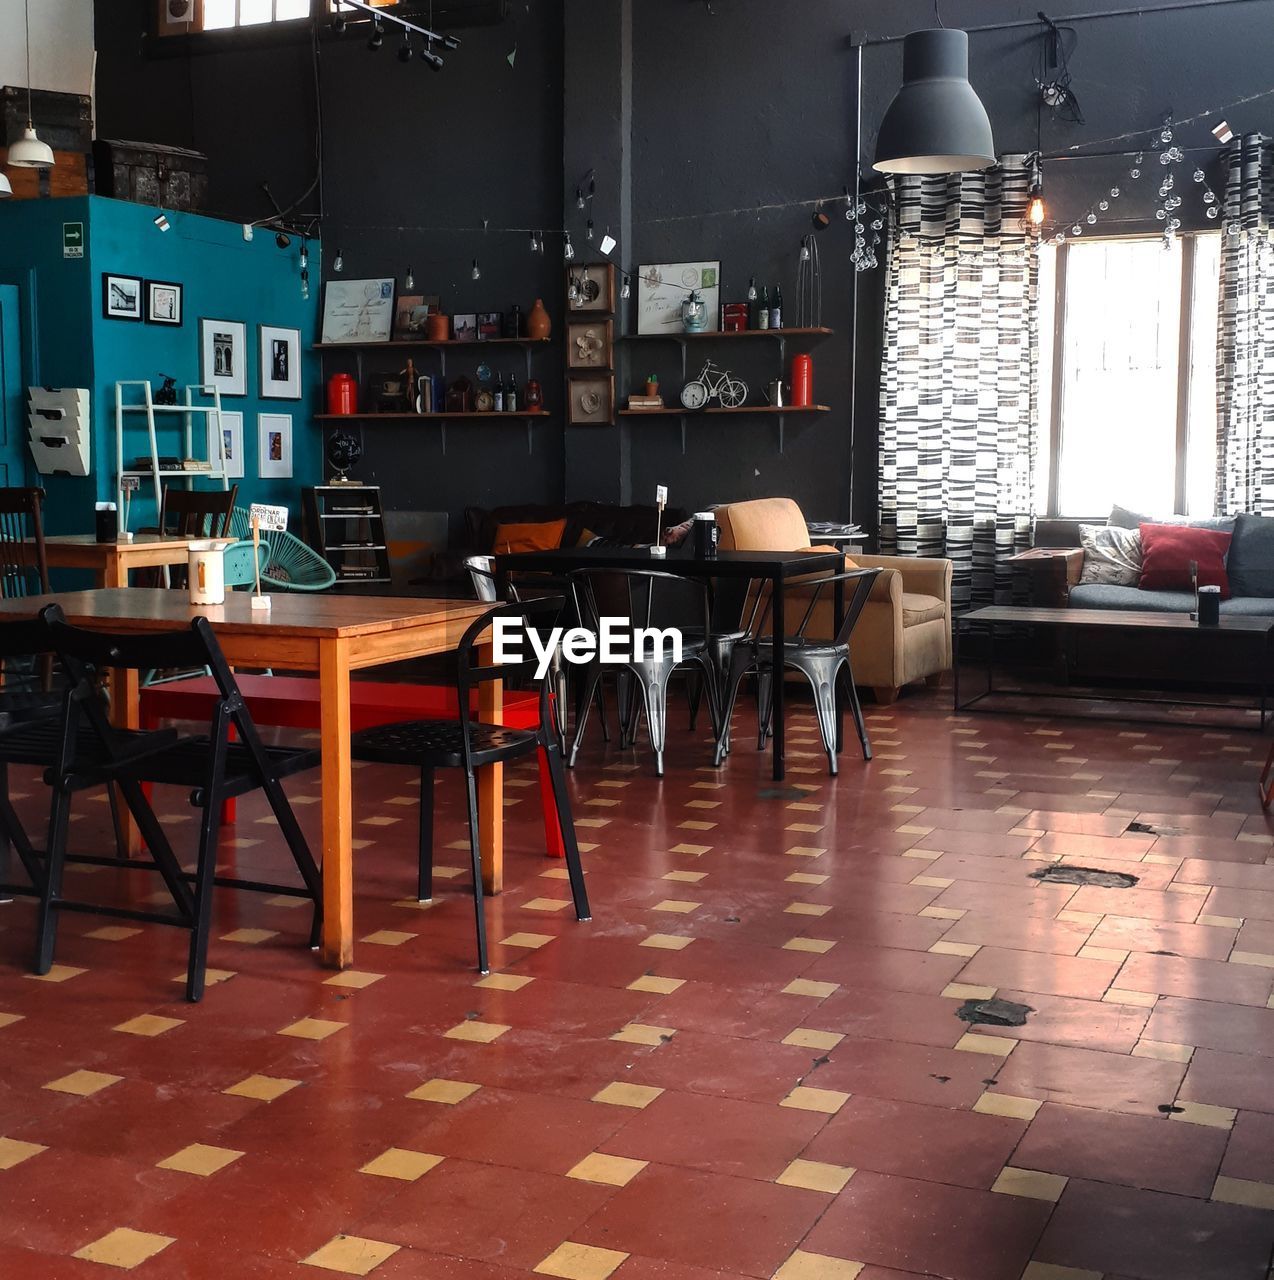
(37, 605, 322, 1001)
(351, 597, 590, 974)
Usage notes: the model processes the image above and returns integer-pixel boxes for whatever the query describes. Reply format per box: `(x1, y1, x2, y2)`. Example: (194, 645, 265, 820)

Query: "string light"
(471, 258, 481, 280)
(563, 233, 575, 262)
(405, 264, 414, 289)
(332, 247, 344, 272)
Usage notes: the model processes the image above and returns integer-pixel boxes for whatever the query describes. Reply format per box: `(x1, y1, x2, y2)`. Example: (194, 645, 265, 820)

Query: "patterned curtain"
(877, 155, 1038, 610)
(1216, 134, 1274, 515)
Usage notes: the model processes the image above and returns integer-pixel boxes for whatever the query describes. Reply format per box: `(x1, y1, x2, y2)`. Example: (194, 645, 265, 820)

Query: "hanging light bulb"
(799, 239, 811, 262)
(567, 278, 580, 303)
(1098, 199, 1109, 211)
(299, 242, 309, 271)
(405, 265, 415, 290)
(1109, 186, 1120, 199)
(1026, 184, 1045, 229)
(575, 187, 585, 210)
(471, 258, 481, 281)
(563, 233, 575, 262)
(333, 247, 344, 273)
(1129, 166, 1141, 179)
(586, 219, 595, 242)
(1193, 168, 1206, 183)
(1086, 211, 1097, 224)
(1072, 223, 1083, 235)
(620, 274, 631, 300)
(301, 268, 310, 300)
(529, 229, 538, 252)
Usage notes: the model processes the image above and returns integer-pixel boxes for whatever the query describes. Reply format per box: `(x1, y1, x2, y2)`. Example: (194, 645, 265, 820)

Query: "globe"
(326, 429, 363, 482)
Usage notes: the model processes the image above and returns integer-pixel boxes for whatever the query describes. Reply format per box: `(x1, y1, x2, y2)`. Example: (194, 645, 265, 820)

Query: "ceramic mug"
(188, 540, 230, 606)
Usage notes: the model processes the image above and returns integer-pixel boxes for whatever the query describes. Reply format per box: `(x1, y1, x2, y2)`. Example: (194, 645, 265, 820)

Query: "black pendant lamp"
(873, 29, 995, 175)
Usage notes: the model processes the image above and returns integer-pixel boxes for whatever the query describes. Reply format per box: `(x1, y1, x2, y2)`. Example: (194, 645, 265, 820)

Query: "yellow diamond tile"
(74, 1228, 175, 1269)
(1132, 1039, 1194, 1063)
(929, 941, 980, 957)
(773, 1250, 865, 1279)
(157, 1143, 244, 1176)
(301, 1234, 401, 1275)
(407, 1078, 480, 1104)
(782, 1028, 844, 1051)
(84, 926, 141, 941)
(652, 899, 700, 914)
(640, 933, 692, 951)
(782, 978, 839, 999)
(114, 1014, 184, 1037)
(776, 1158, 855, 1194)
(678, 820, 716, 831)
(26, 964, 86, 983)
(610, 1023, 674, 1046)
(1103, 988, 1159, 1008)
(223, 1074, 301, 1102)
(0, 1012, 23, 1031)
(781, 1086, 850, 1115)
(1078, 945, 1130, 963)
(783, 937, 836, 954)
(662, 870, 707, 883)
(785, 846, 827, 858)
(279, 1017, 347, 1041)
(942, 983, 997, 1000)
(576, 818, 611, 828)
(360, 815, 401, 827)
(323, 970, 385, 990)
(669, 843, 711, 856)
(684, 800, 720, 810)
(444, 1020, 511, 1043)
(172, 967, 236, 986)
(523, 897, 573, 912)
(534, 1242, 629, 1280)
(786, 872, 830, 886)
(220, 928, 277, 945)
(500, 932, 555, 949)
(1231, 951, 1274, 969)
(359, 1147, 444, 1181)
(627, 974, 685, 994)
(974, 1092, 1042, 1120)
(475, 972, 535, 991)
(910, 876, 953, 889)
(591, 1081, 663, 1109)
(919, 906, 966, 921)
(786, 823, 825, 834)
(566, 1152, 648, 1187)
(1169, 1100, 1236, 1130)
(1020, 1265, 1103, 1280)
(0, 1136, 46, 1170)
(1212, 1175, 1274, 1209)
(785, 902, 831, 917)
(955, 1032, 1017, 1057)
(991, 1166, 1068, 1202)
(43, 1069, 121, 1097)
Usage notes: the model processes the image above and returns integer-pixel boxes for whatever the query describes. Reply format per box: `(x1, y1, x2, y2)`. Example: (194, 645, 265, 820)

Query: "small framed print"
(208, 410, 245, 480)
(102, 273, 143, 321)
(259, 324, 301, 399)
(145, 279, 183, 326)
(200, 318, 247, 397)
(566, 262, 616, 314)
(567, 319, 613, 370)
(452, 313, 478, 343)
(568, 374, 615, 425)
(258, 412, 293, 479)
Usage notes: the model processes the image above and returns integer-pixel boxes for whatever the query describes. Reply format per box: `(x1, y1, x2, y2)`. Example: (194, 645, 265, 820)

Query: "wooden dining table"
(37, 534, 205, 588)
(0, 588, 499, 968)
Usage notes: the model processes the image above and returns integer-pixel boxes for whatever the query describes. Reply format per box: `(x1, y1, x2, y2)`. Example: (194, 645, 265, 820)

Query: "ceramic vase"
(527, 298, 551, 340)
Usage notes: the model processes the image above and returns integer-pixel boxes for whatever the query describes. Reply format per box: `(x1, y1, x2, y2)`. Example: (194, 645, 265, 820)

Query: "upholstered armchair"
(714, 497, 953, 703)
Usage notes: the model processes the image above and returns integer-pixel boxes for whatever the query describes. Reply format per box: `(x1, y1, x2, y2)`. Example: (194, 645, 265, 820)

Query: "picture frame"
(102, 273, 143, 322)
(320, 277, 396, 345)
(156, 0, 203, 37)
(476, 311, 502, 342)
(207, 410, 244, 480)
(566, 262, 616, 315)
(568, 374, 615, 426)
(636, 260, 721, 335)
(452, 313, 477, 343)
(567, 319, 614, 370)
(394, 293, 440, 339)
(144, 279, 183, 326)
(259, 324, 302, 399)
(258, 412, 293, 479)
(199, 318, 247, 396)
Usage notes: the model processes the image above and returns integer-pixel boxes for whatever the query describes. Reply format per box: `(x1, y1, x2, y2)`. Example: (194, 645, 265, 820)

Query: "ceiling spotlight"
(275, 231, 291, 249)
(397, 33, 413, 61)
(331, 12, 347, 33)
(367, 20, 383, 50)
(421, 43, 444, 70)
(442, 34, 461, 50)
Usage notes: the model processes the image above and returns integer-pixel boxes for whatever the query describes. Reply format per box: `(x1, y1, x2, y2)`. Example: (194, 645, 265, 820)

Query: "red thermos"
(790, 354, 813, 408)
(327, 372, 358, 415)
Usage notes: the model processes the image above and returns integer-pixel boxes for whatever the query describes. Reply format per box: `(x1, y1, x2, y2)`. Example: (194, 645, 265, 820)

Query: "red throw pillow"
(1138, 523, 1232, 598)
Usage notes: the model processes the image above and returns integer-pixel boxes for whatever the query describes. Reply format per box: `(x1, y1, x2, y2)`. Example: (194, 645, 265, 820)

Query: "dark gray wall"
(91, 0, 1274, 540)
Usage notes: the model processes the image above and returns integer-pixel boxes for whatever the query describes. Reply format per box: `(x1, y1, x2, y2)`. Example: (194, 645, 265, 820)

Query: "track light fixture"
(329, 0, 458, 73)
(421, 42, 444, 70)
(367, 19, 383, 49)
(398, 32, 412, 61)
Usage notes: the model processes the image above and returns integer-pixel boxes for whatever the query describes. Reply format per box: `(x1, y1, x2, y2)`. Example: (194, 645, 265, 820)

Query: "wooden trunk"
(93, 139, 210, 213)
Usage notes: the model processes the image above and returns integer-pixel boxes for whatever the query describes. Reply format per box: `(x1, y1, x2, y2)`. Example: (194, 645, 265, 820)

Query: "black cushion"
(1228, 513, 1274, 598)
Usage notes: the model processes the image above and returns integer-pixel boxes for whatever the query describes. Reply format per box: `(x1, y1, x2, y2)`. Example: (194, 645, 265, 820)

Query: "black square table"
(493, 546, 845, 780)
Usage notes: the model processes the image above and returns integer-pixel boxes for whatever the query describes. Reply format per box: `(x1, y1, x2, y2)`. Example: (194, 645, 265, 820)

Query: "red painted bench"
(138, 674, 565, 856)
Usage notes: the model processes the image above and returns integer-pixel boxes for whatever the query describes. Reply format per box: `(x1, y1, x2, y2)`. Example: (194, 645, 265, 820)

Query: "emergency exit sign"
(62, 222, 84, 258)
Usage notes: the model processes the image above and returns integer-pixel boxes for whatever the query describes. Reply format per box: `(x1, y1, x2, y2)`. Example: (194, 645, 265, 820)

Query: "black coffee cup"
(95, 503, 119, 544)
(692, 513, 718, 559)
(1197, 585, 1220, 626)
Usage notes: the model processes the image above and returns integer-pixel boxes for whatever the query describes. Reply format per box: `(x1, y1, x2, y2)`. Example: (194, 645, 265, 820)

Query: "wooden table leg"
(478, 653, 504, 895)
(101, 551, 125, 590)
(110, 665, 142, 853)
(319, 638, 353, 968)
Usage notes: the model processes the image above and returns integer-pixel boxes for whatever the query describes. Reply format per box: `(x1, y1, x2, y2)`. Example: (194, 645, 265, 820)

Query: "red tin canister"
(790, 354, 813, 407)
(326, 372, 358, 416)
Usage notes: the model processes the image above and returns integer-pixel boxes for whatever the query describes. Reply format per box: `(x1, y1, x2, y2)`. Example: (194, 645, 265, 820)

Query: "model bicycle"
(680, 359, 748, 410)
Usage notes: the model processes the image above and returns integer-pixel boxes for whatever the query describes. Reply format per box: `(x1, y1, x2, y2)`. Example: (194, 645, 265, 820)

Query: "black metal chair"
(34, 605, 322, 1001)
(715, 568, 880, 775)
(567, 569, 721, 778)
(351, 597, 590, 974)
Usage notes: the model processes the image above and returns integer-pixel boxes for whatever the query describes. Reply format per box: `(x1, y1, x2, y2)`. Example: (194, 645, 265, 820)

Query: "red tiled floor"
(952, 945, 1121, 999)
(1220, 1109, 1274, 1182)
(1181, 1047, 1274, 1113)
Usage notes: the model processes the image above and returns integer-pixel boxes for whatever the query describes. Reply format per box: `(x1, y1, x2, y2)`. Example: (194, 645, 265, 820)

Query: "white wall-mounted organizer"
(27, 387, 91, 477)
(113, 380, 229, 516)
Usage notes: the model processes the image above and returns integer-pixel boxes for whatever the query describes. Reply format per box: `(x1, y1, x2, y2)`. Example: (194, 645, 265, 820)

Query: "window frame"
(1042, 230, 1217, 520)
(153, 0, 396, 51)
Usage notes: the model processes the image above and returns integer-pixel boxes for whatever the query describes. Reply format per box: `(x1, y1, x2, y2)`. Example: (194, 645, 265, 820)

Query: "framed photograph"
(566, 263, 616, 314)
(636, 261, 721, 335)
(476, 311, 502, 342)
(207, 410, 244, 480)
(567, 319, 613, 370)
(145, 279, 183, 326)
(259, 324, 302, 399)
(394, 293, 439, 339)
(258, 413, 293, 479)
(568, 374, 615, 426)
(452, 313, 477, 343)
(200, 318, 247, 396)
(102, 273, 143, 321)
(320, 277, 395, 345)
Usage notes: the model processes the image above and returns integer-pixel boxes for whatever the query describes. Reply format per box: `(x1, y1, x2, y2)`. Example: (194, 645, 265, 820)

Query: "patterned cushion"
(1079, 524, 1141, 586)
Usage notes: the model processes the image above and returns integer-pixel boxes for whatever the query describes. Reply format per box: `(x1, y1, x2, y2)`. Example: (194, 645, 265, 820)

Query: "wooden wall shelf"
(620, 327, 833, 341)
(313, 338, 551, 350)
(315, 411, 551, 421)
(618, 405, 828, 417)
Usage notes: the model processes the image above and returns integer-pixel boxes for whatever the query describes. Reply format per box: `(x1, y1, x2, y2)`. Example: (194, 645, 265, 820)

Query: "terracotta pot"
(526, 298, 551, 341)
(427, 312, 450, 342)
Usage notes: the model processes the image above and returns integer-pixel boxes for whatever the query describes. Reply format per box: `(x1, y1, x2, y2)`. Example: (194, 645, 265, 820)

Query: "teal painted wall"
(0, 195, 320, 535)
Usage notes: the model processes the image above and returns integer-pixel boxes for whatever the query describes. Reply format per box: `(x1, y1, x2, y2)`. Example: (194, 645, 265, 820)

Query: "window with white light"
(1037, 233, 1221, 518)
(201, 0, 312, 28)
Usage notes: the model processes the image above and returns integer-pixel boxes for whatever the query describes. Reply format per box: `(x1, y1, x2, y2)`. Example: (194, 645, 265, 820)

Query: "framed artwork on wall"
(258, 413, 293, 479)
(636, 261, 721, 335)
(102, 274, 143, 321)
(566, 263, 615, 315)
(568, 374, 615, 425)
(259, 324, 302, 399)
(145, 280, 183, 326)
(567, 319, 613, 370)
(207, 410, 244, 479)
(200, 318, 247, 396)
(320, 278, 395, 344)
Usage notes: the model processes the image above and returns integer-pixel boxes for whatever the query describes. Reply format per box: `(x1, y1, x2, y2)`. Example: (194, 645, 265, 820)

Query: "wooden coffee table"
(954, 605, 1274, 729)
